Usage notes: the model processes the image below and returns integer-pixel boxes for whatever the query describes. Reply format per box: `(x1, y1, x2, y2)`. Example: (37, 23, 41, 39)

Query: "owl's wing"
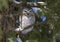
(29, 16, 35, 24)
(19, 15, 31, 28)
(21, 26, 33, 34)
(15, 15, 31, 31)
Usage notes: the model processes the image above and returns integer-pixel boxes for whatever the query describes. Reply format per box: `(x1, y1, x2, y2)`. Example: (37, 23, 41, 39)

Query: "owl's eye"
(24, 11, 27, 12)
(29, 10, 32, 12)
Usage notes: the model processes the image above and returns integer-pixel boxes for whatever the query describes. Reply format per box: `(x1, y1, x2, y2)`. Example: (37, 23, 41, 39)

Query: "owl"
(15, 8, 35, 34)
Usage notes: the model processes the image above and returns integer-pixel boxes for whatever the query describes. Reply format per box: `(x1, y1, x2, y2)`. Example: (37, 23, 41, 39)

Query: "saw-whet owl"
(15, 8, 35, 34)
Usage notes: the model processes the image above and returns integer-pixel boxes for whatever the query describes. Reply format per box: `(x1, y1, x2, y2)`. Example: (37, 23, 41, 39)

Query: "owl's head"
(22, 8, 35, 17)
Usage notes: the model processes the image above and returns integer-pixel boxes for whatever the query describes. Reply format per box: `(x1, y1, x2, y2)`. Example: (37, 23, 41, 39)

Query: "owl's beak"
(27, 13, 29, 15)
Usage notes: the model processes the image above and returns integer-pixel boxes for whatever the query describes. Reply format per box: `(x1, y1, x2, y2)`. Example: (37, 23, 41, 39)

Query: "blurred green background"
(0, 0, 60, 42)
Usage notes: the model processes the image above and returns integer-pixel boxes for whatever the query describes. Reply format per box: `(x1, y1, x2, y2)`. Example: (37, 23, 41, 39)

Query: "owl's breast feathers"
(19, 15, 35, 34)
(19, 15, 35, 29)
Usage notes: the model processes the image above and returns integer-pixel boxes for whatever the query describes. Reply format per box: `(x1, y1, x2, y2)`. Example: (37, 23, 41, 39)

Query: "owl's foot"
(15, 27, 24, 32)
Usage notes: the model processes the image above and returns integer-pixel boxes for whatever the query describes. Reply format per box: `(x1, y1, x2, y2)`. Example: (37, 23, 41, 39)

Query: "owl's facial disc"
(27, 9, 33, 15)
(22, 8, 34, 17)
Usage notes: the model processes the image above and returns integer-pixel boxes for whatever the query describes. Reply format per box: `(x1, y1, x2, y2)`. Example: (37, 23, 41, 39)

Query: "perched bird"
(15, 8, 35, 34)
